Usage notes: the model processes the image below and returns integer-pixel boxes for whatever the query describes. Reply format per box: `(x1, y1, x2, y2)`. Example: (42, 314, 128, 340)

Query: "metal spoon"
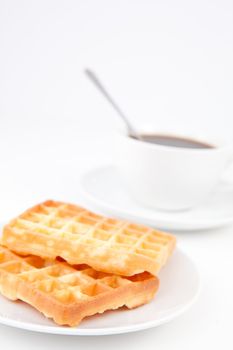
(84, 68, 141, 140)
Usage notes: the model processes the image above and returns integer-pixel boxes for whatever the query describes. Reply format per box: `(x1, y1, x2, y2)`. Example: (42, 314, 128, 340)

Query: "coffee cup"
(114, 129, 233, 211)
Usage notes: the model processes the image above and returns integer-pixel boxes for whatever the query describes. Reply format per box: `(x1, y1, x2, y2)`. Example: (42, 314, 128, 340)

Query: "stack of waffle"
(0, 200, 176, 326)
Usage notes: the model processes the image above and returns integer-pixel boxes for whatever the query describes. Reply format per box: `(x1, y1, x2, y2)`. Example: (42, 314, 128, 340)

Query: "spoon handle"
(84, 69, 138, 138)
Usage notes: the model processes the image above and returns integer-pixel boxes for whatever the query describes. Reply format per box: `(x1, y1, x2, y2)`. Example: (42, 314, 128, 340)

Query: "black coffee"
(139, 134, 214, 149)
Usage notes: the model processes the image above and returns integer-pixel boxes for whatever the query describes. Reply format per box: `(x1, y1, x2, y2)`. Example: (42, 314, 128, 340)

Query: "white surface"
(0, 0, 233, 348)
(81, 165, 233, 231)
(0, 248, 199, 335)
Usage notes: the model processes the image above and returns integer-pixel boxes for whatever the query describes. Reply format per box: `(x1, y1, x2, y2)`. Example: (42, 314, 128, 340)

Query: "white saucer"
(0, 246, 200, 335)
(80, 165, 233, 231)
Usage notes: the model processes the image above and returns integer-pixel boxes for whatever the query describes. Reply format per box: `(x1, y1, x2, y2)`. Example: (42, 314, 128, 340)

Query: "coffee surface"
(139, 134, 213, 149)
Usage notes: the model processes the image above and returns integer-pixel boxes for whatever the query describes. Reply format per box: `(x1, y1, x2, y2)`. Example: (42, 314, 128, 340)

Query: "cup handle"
(219, 154, 233, 189)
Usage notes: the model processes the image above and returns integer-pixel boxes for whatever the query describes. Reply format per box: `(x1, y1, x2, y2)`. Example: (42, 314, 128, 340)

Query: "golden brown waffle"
(2, 200, 176, 276)
(0, 246, 158, 326)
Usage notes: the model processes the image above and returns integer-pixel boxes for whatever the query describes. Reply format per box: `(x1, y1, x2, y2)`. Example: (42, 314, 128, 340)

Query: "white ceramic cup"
(115, 130, 233, 211)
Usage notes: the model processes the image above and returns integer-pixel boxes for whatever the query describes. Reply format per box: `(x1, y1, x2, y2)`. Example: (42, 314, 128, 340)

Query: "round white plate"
(0, 247, 199, 335)
(80, 165, 233, 231)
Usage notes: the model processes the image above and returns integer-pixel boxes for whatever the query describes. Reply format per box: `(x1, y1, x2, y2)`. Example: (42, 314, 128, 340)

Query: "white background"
(0, 0, 233, 349)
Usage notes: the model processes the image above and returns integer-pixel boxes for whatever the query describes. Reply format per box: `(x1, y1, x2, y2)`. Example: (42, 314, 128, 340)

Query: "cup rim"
(117, 128, 232, 154)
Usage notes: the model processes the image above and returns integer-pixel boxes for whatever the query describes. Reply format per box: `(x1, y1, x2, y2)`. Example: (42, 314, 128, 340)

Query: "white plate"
(0, 246, 199, 335)
(80, 165, 233, 231)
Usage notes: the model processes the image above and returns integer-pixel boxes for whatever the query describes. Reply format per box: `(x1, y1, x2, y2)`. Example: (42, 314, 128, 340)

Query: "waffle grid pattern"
(2, 200, 176, 276)
(0, 246, 158, 326)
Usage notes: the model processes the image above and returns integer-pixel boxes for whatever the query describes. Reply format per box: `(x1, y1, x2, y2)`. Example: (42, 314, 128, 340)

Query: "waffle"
(2, 200, 176, 276)
(0, 246, 158, 326)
